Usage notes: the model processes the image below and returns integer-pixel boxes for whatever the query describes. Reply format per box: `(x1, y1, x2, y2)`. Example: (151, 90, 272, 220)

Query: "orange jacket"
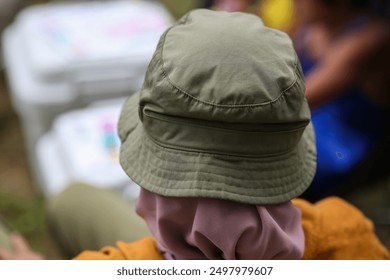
(74, 197, 389, 260)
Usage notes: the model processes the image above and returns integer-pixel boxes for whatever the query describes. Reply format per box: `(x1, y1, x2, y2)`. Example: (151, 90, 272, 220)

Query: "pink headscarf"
(136, 189, 304, 260)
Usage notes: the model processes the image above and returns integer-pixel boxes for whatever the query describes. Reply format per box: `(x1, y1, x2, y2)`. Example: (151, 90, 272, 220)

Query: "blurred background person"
(258, 0, 295, 34)
(291, 0, 390, 200)
(204, 0, 260, 13)
(206, 0, 251, 11)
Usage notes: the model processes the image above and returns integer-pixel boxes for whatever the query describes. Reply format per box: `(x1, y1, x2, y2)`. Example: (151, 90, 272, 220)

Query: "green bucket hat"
(118, 9, 316, 204)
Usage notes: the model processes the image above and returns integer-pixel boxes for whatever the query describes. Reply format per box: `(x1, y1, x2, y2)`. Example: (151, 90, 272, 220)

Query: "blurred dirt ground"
(0, 0, 389, 260)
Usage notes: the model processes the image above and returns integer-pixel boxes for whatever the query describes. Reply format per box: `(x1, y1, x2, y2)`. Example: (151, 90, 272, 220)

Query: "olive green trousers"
(0, 218, 11, 249)
(46, 183, 150, 258)
(0, 183, 150, 259)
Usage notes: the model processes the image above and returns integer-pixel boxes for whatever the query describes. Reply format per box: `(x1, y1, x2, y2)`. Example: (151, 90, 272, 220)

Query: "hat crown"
(118, 10, 317, 204)
(140, 9, 309, 126)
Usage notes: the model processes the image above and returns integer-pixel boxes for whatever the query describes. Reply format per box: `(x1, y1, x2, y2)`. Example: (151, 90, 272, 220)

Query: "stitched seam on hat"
(124, 159, 314, 198)
(160, 67, 299, 108)
(138, 145, 314, 174)
(147, 180, 299, 193)
(123, 124, 315, 172)
(142, 129, 297, 159)
(125, 150, 303, 189)
(160, 39, 301, 108)
(157, 186, 305, 199)
(142, 149, 307, 178)
(122, 136, 315, 193)
(126, 156, 309, 193)
(126, 164, 306, 202)
(144, 109, 308, 134)
(126, 163, 311, 195)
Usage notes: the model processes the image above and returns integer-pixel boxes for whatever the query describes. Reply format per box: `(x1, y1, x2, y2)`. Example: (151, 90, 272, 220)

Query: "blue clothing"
(307, 88, 385, 199)
(298, 21, 388, 200)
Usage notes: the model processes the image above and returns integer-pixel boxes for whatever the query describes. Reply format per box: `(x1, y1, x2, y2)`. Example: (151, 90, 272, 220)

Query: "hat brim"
(119, 92, 316, 205)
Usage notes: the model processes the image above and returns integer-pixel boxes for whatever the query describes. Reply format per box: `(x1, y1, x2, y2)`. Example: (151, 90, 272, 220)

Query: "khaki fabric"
(0, 220, 11, 249)
(47, 183, 150, 258)
(119, 9, 316, 205)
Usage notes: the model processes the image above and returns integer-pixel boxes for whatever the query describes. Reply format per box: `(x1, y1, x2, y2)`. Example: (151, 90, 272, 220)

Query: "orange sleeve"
(293, 197, 390, 260)
(74, 237, 164, 260)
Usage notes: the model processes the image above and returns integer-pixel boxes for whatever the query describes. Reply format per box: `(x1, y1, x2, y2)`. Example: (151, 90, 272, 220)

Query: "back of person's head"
(118, 9, 316, 259)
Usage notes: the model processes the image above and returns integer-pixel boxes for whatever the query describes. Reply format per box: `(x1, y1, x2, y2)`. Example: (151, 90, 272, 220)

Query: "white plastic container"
(36, 98, 140, 199)
(1, 0, 173, 184)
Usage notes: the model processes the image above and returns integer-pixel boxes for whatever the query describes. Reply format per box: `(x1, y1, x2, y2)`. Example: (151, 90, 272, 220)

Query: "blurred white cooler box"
(36, 98, 140, 199)
(1, 0, 172, 185)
